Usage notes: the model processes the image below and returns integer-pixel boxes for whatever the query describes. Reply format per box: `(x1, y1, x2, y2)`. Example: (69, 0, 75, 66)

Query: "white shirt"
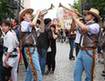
(75, 30, 81, 44)
(3, 31, 19, 53)
(21, 20, 32, 32)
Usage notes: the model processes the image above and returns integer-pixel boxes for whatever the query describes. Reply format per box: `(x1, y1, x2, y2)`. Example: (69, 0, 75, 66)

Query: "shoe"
(72, 57, 75, 60)
(101, 73, 105, 77)
(102, 71, 105, 73)
(50, 71, 54, 74)
(69, 57, 75, 60)
(44, 70, 50, 75)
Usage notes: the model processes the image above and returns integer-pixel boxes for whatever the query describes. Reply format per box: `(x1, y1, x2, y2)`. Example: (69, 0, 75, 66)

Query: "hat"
(19, 8, 34, 22)
(84, 8, 100, 20)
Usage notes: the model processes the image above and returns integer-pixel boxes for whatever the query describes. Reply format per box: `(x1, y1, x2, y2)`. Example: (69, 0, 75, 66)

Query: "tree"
(0, 0, 18, 21)
(73, 0, 105, 17)
(73, 0, 86, 14)
(89, 0, 105, 17)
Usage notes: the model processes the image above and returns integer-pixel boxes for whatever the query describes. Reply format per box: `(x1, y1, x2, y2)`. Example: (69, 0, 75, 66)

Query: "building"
(22, 0, 31, 8)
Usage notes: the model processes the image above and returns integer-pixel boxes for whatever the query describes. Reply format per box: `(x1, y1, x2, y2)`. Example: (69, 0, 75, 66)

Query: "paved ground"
(19, 42, 104, 81)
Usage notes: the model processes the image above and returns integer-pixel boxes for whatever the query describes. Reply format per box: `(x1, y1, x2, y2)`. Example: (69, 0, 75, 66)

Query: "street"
(19, 42, 104, 81)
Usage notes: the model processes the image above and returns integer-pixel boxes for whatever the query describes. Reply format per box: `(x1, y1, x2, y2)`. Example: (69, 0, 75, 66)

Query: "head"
(85, 13, 96, 21)
(23, 13, 32, 22)
(44, 18, 52, 26)
(19, 8, 33, 22)
(50, 24, 56, 31)
(1, 20, 11, 33)
(84, 8, 100, 22)
(11, 19, 18, 28)
(36, 19, 41, 28)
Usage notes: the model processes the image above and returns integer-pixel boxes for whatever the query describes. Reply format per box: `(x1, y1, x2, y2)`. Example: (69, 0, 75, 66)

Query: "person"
(74, 18, 85, 56)
(70, 8, 100, 81)
(0, 23, 4, 81)
(37, 18, 51, 75)
(0, 25, 3, 64)
(1, 20, 19, 81)
(46, 24, 58, 74)
(19, 8, 44, 81)
(67, 20, 76, 60)
(100, 19, 105, 78)
(11, 19, 20, 39)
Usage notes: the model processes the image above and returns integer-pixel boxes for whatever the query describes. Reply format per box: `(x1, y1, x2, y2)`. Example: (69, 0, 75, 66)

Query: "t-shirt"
(75, 29, 81, 44)
(87, 23, 100, 35)
(3, 31, 19, 53)
(48, 30, 56, 50)
(37, 30, 49, 49)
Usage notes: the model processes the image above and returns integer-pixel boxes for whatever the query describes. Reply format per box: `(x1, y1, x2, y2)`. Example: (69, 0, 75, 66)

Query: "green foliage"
(90, 0, 105, 17)
(73, 0, 105, 17)
(0, 0, 15, 21)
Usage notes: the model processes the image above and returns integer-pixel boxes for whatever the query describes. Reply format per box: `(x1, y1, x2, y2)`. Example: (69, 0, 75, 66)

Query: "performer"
(1, 20, 19, 81)
(19, 8, 45, 81)
(70, 8, 100, 81)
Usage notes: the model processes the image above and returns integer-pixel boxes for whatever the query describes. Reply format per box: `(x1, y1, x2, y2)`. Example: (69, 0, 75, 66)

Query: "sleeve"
(87, 23, 100, 34)
(21, 21, 29, 32)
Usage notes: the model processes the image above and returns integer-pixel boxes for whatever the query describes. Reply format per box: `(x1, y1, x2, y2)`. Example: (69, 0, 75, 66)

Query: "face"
(51, 27, 55, 31)
(1, 23, 10, 33)
(85, 13, 94, 21)
(23, 13, 32, 21)
(11, 20, 17, 27)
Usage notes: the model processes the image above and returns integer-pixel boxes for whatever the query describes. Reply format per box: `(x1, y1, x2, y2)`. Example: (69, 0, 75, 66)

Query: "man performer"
(70, 8, 100, 81)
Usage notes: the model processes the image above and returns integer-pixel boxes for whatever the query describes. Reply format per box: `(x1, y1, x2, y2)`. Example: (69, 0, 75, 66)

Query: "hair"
(37, 19, 41, 25)
(50, 24, 56, 29)
(93, 16, 99, 23)
(13, 18, 19, 24)
(1, 20, 11, 27)
(44, 18, 52, 26)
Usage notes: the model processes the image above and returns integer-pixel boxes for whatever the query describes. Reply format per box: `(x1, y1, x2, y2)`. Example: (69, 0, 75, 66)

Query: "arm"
(69, 12, 88, 33)
(52, 31, 58, 39)
(72, 17, 88, 33)
(31, 10, 41, 26)
(39, 16, 45, 32)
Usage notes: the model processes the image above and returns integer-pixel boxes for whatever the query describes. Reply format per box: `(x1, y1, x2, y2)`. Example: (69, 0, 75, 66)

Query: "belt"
(23, 44, 36, 47)
(80, 47, 96, 50)
(4, 54, 17, 58)
(9, 55, 17, 58)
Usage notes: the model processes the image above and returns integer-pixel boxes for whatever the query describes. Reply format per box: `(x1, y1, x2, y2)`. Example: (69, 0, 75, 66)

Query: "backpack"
(97, 28, 105, 48)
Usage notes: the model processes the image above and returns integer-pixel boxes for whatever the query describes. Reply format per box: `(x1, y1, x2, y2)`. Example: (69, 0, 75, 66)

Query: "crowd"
(0, 5, 105, 81)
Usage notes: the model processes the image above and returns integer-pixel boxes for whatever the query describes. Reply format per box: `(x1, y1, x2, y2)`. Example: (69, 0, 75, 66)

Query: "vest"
(82, 22, 99, 48)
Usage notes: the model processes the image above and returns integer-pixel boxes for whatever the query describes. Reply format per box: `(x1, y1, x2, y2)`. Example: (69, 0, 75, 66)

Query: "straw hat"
(19, 8, 34, 22)
(84, 8, 100, 20)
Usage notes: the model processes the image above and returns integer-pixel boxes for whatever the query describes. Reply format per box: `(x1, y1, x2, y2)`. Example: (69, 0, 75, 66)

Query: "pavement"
(18, 42, 105, 81)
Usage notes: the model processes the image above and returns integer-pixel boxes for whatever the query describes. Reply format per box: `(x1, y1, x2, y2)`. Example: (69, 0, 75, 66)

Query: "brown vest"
(82, 22, 99, 48)
(82, 33, 98, 48)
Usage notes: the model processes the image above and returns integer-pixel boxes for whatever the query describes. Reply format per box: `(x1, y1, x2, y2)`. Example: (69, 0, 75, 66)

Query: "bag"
(97, 30, 105, 47)
(20, 28, 37, 47)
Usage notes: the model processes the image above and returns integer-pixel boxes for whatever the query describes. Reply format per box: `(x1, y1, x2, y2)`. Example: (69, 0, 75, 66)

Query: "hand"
(35, 10, 41, 17)
(68, 11, 78, 18)
(4, 58, 9, 68)
(39, 10, 48, 17)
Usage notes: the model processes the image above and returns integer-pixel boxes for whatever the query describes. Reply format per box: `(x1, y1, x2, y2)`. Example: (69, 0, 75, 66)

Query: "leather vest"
(82, 22, 99, 48)
(82, 33, 98, 48)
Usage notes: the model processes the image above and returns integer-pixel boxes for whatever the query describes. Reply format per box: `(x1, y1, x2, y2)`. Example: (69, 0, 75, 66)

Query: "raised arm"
(69, 12, 88, 33)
